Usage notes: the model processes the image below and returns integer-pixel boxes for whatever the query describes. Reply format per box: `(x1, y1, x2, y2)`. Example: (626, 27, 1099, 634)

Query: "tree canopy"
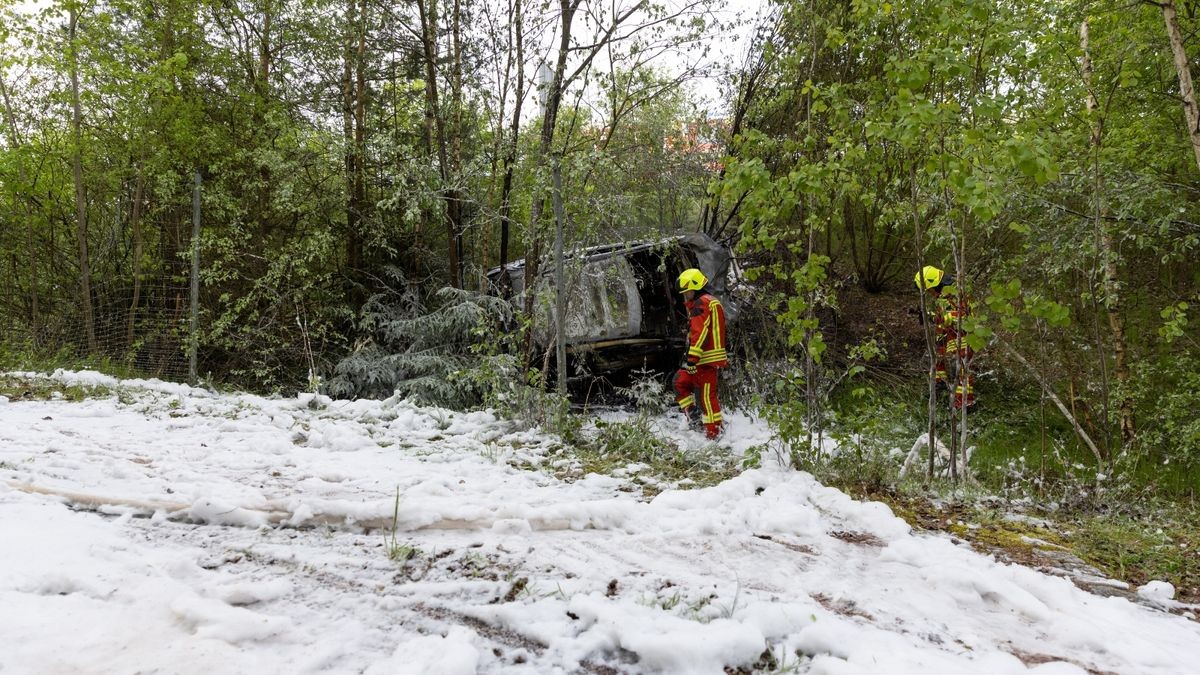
(2, 0, 1199, 490)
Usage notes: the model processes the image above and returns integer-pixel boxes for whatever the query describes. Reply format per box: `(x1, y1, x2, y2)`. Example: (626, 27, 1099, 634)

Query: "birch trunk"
(1160, 0, 1200, 172)
(804, 221, 818, 454)
(1082, 18, 1134, 450)
(522, 0, 577, 318)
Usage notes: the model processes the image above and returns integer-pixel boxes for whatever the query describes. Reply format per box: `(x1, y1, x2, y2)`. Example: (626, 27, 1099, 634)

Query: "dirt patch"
(753, 534, 817, 556)
(580, 658, 641, 675)
(852, 489, 1200, 617)
(829, 530, 885, 547)
(501, 577, 529, 603)
(825, 280, 926, 377)
(415, 603, 547, 654)
(1005, 647, 1117, 675)
(811, 592, 874, 620)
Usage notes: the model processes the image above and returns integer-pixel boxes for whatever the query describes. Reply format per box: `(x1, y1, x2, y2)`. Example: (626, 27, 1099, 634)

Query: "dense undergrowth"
(0, 373, 117, 403)
(493, 363, 1200, 603)
(856, 485, 1200, 605)
(784, 375, 1200, 605)
(545, 416, 746, 497)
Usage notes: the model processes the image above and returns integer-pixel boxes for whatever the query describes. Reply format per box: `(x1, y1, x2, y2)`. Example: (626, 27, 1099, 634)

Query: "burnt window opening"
(627, 248, 690, 344)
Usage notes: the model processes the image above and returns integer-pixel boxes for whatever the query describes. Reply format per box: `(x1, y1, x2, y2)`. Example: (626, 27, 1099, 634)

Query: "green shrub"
(1123, 356, 1200, 496)
(329, 285, 514, 408)
(544, 412, 742, 495)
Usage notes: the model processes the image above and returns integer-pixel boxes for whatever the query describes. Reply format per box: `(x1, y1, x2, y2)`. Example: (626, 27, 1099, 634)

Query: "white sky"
(3, 0, 773, 126)
(525, 0, 775, 118)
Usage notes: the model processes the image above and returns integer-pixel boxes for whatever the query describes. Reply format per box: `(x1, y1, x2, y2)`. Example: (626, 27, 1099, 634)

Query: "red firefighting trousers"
(675, 365, 723, 439)
(935, 343, 976, 409)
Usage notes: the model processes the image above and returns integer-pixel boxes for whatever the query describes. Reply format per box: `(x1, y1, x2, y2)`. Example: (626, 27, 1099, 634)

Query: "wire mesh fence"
(0, 255, 194, 382)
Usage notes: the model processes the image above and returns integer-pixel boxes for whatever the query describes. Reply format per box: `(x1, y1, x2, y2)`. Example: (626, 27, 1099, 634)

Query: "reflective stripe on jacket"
(686, 293, 728, 368)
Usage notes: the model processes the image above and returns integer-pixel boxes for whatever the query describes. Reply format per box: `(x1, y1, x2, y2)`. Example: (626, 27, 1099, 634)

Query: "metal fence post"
(551, 155, 567, 395)
(189, 169, 201, 383)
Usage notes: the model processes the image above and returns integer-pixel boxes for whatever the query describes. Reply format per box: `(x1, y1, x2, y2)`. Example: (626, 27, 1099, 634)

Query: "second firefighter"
(674, 268, 728, 439)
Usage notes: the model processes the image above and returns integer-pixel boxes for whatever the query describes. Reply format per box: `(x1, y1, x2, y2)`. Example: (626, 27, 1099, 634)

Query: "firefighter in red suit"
(674, 268, 728, 439)
(915, 265, 975, 409)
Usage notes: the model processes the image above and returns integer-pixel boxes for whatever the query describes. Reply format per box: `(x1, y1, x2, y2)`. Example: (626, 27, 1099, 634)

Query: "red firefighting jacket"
(933, 286, 972, 356)
(686, 292, 728, 368)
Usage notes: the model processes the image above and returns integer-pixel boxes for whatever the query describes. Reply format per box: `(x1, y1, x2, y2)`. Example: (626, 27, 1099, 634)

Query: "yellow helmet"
(678, 268, 707, 292)
(914, 265, 944, 291)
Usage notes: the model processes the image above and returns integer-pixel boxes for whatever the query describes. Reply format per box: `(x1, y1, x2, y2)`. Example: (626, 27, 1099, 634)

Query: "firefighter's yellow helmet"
(914, 265, 944, 291)
(678, 268, 707, 292)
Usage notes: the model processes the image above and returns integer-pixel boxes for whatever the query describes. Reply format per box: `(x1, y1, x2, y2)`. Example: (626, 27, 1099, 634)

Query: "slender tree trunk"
(911, 166, 939, 481)
(25, 198, 40, 345)
(259, 1, 271, 86)
(1002, 340, 1106, 465)
(1082, 18, 1134, 450)
(935, 128, 960, 482)
(1037, 324, 1049, 496)
(343, 0, 361, 280)
(551, 156, 567, 394)
(68, 8, 97, 352)
(798, 40, 823, 457)
(451, 0, 465, 285)
(127, 165, 146, 348)
(354, 0, 367, 283)
(956, 220, 972, 481)
(705, 40, 766, 236)
(483, 1, 513, 274)
(1102, 229, 1133, 448)
(257, 0, 273, 224)
(189, 170, 201, 382)
(949, 218, 968, 483)
(1090, 295, 1113, 455)
(522, 0, 577, 320)
(417, 0, 462, 288)
(0, 76, 39, 344)
(1160, 0, 1200, 172)
(804, 220, 818, 453)
(497, 0, 525, 296)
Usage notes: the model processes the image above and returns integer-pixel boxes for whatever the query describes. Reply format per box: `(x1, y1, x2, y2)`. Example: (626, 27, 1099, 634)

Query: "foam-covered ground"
(1, 370, 1197, 674)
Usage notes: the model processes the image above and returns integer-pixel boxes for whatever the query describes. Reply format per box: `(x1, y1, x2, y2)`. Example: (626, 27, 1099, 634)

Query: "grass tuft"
(547, 415, 743, 497)
(0, 374, 115, 402)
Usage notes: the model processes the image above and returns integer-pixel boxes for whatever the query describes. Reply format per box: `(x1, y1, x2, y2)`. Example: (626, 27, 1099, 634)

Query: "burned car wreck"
(487, 233, 737, 389)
